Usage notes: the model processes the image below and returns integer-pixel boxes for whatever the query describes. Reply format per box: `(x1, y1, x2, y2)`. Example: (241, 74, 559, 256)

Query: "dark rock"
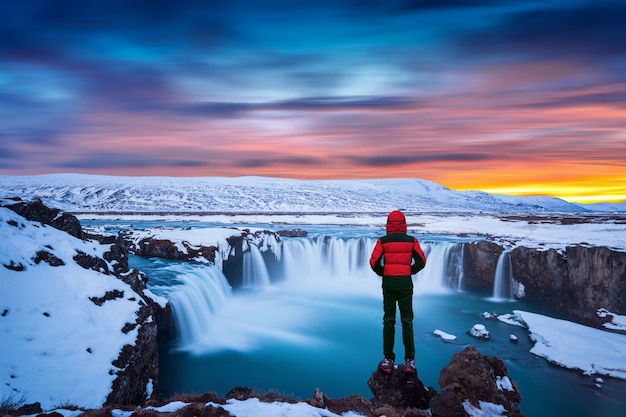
(462, 241, 504, 292)
(107, 308, 159, 406)
(16, 402, 42, 415)
(276, 228, 308, 237)
(225, 386, 255, 401)
(326, 394, 375, 417)
(89, 290, 125, 306)
(430, 346, 523, 417)
(74, 250, 110, 274)
(79, 408, 113, 417)
(4, 198, 82, 239)
(3, 261, 25, 271)
(103, 243, 129, 276)
(33, 250, 65, 266)
(176, 403, 233, 417)
(367, 367, 436, 411)
(511, 245, 626, 327)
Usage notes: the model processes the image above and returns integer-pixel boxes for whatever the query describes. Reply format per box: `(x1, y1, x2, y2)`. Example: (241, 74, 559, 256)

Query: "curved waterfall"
(149, 237, 467, 351)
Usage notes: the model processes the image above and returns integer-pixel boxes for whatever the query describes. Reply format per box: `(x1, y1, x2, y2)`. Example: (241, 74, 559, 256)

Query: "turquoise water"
(153, 287, 626, 417)
(84, 220, 626, 417)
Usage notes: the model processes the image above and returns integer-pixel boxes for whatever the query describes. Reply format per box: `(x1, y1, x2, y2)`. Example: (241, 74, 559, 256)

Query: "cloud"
(52, 152, 210, 170)
(160, 95, 417, 118)
(456, 1, 626, 60)
(236, 156, 320, 168)
(348, 152, 493, 167)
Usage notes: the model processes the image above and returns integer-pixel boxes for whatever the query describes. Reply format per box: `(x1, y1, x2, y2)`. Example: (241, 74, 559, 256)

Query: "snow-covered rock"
(469, 324, 490, 339)
(434, 329, 457, 341)
(431, 346, 522, 417)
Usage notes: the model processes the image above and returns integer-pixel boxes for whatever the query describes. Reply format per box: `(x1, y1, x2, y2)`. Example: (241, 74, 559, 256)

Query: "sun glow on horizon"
(461, 185, 626, 204)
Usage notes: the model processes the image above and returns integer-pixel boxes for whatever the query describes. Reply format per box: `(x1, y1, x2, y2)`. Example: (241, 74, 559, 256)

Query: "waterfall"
(416, 243, 464, 294)
(248, 237, 466, 295)
(159, 263, 233, 351)
(492, 250, 513, 301)
(280, 237, 377, 293)
(242, 241, 271, 288)
(148, 237, 468, 352)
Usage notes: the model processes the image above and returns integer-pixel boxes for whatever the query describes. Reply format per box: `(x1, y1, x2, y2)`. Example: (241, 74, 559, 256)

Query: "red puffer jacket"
(369, 210, 426, 277)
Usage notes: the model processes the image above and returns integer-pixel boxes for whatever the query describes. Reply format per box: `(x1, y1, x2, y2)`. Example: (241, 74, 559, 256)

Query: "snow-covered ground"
(511, 310, 626, 380)
(2, 173, 625, 214)
(89, 211, 626, 251)
(0, 206, 167, 409)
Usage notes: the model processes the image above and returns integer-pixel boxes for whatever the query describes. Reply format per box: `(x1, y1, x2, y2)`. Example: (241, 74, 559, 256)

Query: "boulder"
(430, 346, 523, 417)
(367, 366, 436, 412)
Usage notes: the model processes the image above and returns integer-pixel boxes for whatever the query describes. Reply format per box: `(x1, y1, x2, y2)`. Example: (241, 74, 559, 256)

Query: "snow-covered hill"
(0, 173, 616, 213)
(0, 204, 166, 409)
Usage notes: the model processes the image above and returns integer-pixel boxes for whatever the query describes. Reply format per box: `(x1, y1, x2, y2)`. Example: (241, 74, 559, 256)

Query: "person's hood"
(386, 210, 407, 234)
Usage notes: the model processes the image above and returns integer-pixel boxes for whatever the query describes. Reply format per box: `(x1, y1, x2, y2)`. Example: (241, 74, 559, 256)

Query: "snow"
(469, 324, 490, 339)
(462, 400, 508, 417)
(207, 398, 364, 417)
(146, 401, 190, 412)
(512, 310, 626, 379)
(495, 376, 514, 391)
(433, 329, 457, 341)
(0, 173, 617, 214)
(0, 207, 155, 409)
(597, 308, 626, 331)
(496, 313, 526, 327)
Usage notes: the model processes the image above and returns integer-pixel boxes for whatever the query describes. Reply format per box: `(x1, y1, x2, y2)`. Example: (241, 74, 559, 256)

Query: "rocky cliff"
(511, 245, 626, 327)
(1, 198, 170, 408)
(462, 240, 626, 328)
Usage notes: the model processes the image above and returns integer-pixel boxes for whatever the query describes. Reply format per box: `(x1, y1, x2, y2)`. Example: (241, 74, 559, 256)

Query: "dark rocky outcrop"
(3, 197, 83, 239)
(462, 241, 504, 293)
(511, 245, 626, 327)
(365, 346, 522, 417)
(460, 240, 625, 328)
(430, 346, 522, 417)
(368, 368, 435, 412)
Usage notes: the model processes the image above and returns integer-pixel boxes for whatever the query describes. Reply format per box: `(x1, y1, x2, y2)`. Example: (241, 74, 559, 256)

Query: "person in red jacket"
(369, 210, 426, 374)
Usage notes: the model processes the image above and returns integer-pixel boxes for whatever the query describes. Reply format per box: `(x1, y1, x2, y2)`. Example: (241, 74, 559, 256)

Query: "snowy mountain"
(0, 173, 615, 214)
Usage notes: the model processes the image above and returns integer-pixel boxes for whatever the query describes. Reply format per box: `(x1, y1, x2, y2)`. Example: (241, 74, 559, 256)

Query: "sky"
(0, 0, 625, 203)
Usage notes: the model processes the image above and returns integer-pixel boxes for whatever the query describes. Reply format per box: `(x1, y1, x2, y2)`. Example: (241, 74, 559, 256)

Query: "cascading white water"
(156, 237, 467, 352)
(242, 241, 271, 288)
(416, 243, 463, 294)
(492, 249, 513, 301)
(280, 237, 377, 293)
(162, 264, 233, 351)
(280, 237, 464, 294)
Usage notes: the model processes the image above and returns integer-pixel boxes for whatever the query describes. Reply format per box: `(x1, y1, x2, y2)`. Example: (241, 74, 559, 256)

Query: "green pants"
(382, 276, 414, 361)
